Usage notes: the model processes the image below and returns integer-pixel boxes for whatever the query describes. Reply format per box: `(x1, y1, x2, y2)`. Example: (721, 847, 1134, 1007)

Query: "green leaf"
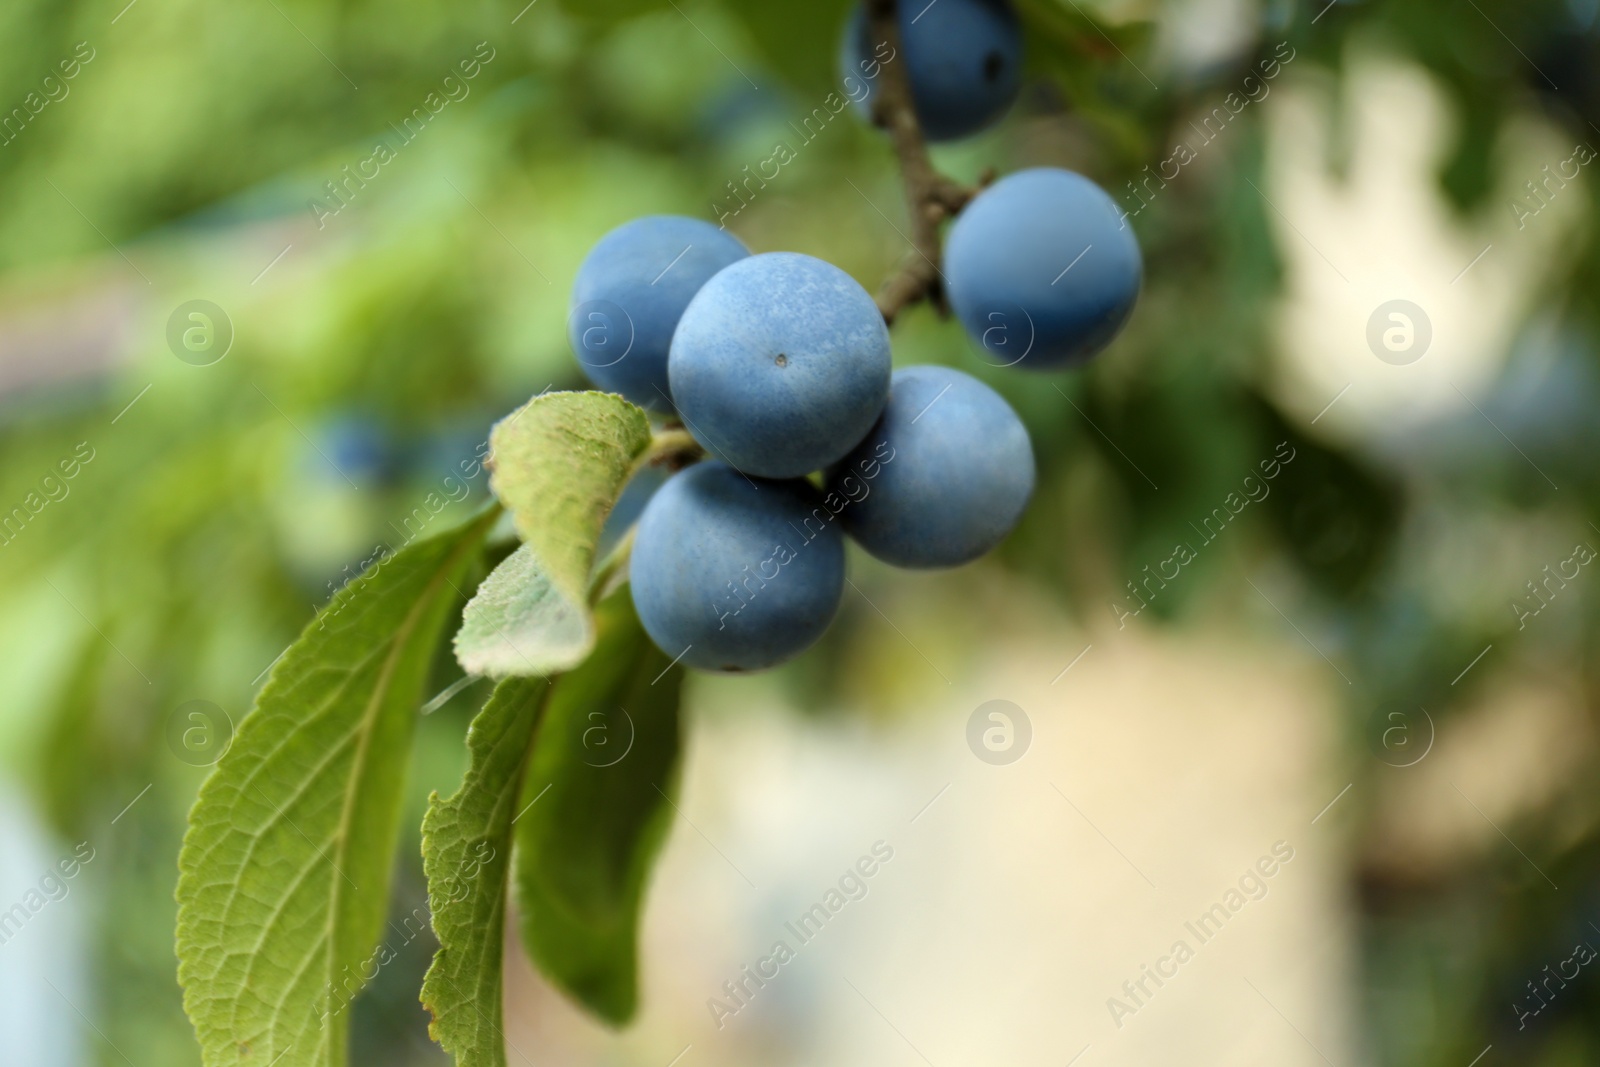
(1013, 0, 1159, 159)
(487, 390, 652, 608)
(459, 392, 653, 679)
(175, 506, 499, 1067)
(454, 545, 590, 678)
(1013, 0, 1155, 63)
(721, 0, 856, 96)
(419, 676, 550, 1067)
(513, 586, 684, 1024)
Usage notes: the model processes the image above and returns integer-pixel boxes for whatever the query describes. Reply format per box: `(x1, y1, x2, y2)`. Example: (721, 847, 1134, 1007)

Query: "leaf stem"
(640, 427, 702, 470)
(589, 428, 701, 602)
(589, 525, 635, 604)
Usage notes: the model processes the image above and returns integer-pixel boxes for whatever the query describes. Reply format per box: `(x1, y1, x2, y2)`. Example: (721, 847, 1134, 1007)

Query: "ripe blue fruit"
(630, 461, 846, 672)
(826, 365, 1034, 568)
(840, 0, 1022, 142)
(569, 216, 749, 411)
(669, 252, 891, 479)
(945, 168, 1142, 369)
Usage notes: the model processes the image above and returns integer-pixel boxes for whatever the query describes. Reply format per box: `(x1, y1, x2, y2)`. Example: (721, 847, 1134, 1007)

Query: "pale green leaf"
(513, 586, 683, 1024)
(458, 391, 653, 679)
(487, 390, 652, 608)
(419, 676, 549, 1067)
(453, 544, 590, 679)
(176, 506, 499, 1067)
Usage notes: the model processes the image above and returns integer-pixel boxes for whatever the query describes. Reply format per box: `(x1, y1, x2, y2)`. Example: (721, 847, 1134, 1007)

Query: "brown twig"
(865, 0, 981, 325)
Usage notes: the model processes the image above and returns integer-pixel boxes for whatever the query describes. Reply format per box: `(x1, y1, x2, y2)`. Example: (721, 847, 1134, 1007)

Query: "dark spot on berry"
(984, 51, 1004, 82)
(774, 353, 788, 367)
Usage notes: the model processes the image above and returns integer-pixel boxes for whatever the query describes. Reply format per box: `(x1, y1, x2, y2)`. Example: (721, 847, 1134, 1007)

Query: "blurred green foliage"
(4, 0, 1600, 1064)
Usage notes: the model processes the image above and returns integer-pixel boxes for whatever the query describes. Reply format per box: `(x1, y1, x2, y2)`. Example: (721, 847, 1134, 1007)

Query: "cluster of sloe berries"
(566, 0, 1141, 671)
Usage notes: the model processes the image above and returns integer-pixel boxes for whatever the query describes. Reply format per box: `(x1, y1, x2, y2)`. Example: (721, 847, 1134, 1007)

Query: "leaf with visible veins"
(420, 676, 549, 1067)
(175, 506, 498, 1067)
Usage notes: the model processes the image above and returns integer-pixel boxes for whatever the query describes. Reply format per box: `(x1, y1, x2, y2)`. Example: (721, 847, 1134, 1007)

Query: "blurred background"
(3, 0, 1600, 1063)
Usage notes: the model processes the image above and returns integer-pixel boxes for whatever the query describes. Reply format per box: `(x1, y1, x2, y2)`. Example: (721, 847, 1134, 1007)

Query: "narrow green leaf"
(176, 507, 499, 1067)
(487, 390, 652, 607)
(419, 676, 549, 1067)
(513, 587, 683, 1024)
(453, 545, 589, 679)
